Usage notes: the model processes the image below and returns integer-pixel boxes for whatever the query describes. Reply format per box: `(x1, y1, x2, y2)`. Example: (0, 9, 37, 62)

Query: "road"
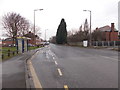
(29, 44, 118, 88)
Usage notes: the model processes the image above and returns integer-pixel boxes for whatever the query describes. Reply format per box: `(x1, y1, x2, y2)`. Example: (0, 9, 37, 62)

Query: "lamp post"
(34, 9, 43, 45)
(45, 29, 48, 42)
(83, 10, 92, 46)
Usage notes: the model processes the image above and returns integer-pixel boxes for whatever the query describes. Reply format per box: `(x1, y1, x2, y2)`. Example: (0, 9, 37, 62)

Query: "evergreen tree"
(56, 18, 67, 44)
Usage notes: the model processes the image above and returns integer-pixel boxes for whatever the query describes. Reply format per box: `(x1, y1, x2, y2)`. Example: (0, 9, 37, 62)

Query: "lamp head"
(83, 10, 87, 11)
(39, 9, 43, 11)
(34, 9, 43, 11)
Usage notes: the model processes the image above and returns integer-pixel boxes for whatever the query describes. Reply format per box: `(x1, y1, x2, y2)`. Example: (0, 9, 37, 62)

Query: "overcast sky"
(0, 0, 119, 40)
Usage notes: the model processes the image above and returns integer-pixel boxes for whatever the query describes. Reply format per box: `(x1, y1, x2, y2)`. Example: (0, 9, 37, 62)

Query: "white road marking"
(53, 56, 55, 60)
(52, 54, 54, 57)
(57, 68, 63, 76)
(55, 61, 58, 65)
(99, 55, 118, 61)
(46, 53, 49, 59)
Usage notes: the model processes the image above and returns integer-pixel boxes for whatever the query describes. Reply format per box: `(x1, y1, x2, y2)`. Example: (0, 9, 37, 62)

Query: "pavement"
(1, 49, 39, 89)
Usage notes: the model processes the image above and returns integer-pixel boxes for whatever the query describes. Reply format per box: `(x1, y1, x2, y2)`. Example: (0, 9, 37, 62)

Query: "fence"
(92, 41, 120, 47)
(68, 41, 120, 47)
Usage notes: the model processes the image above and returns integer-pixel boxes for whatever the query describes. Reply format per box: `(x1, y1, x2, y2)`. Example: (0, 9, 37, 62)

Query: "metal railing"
(92, 41, 120, 47)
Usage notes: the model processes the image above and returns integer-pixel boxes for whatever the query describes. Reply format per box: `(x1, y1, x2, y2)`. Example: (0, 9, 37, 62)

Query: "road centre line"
(46, 53, 49, 59)
(57, 68, 63, 76)
(28, 60, 42, 88)
(64, 85, 69, 90)
(53, 56, 55, 59)
(55, 61, 58, 65)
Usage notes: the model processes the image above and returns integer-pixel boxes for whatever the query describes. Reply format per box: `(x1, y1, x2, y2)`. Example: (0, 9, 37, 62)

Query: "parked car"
(28, 44, 35, 47)
(45, 42, 50, 45)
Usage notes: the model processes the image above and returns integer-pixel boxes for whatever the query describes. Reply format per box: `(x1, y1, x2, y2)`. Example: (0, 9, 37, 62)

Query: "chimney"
(111, 23, 114, 32)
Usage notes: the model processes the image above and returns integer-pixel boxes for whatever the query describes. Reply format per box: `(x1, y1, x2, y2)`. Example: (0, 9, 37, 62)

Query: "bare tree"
(67, 29, 85, 42)
(2, 12, 30, 45)
(92, 29, 106, 41)
(17, 17, 30, 36)
(30, 24, 41, 38)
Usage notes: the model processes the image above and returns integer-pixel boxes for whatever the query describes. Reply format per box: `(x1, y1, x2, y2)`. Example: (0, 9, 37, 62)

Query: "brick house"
(96, 23, 120, 41)
(24, 31, 42, 45)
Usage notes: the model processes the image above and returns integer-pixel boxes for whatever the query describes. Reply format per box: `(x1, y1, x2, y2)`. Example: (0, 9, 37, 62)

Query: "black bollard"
(8, 49, 10, 57)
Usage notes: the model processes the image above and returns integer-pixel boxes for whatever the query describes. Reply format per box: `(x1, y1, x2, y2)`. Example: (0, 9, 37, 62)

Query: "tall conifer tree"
(56, 18, 67, 44)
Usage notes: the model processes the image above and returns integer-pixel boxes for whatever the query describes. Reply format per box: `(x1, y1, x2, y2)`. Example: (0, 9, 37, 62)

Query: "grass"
(28, 46, 41, 50)
(1, 46, 41, 61)
(2, 47, 18, 61)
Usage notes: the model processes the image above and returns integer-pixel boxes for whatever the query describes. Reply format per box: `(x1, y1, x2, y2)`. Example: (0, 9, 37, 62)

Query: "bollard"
(8, 49, 10, 57)
(17, 50, 18, 54)
(2, 54, 4, 59)
(13, 51, 15, 55)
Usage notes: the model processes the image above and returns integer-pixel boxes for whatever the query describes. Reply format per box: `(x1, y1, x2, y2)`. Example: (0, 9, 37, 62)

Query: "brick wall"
(105, 23, 120, 41)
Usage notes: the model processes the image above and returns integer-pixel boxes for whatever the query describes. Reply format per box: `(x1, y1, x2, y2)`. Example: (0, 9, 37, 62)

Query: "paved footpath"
(2, 49, 39, 89)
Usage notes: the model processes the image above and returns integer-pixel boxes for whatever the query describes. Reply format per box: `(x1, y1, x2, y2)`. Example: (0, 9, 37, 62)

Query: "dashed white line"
(57, 68, 63, 76)
(46, 54, 49, 59)
(55, 61, 58, 65)
(53, 56, 55, 60)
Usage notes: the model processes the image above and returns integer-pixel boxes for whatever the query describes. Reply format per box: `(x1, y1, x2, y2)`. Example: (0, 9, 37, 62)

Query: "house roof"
(98, 25, 118, 32)
(98, 25, 111, 31)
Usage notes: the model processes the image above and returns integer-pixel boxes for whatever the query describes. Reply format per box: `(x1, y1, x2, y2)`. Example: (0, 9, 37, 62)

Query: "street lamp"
(45, 29, 48, 42)
(34, 9, 43, 45)
(83, 10, 92, 46)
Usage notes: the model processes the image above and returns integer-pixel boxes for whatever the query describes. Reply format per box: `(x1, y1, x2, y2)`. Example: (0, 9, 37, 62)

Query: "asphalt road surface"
(30, 44, 118, 88)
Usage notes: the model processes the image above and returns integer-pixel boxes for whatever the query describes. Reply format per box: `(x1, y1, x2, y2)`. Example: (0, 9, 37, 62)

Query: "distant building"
(95, 23, 120, 41)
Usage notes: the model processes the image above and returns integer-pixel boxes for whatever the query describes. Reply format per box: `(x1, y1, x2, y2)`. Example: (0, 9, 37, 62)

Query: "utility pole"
(33, 9, 43, 45)
(45, 29, 48, 42)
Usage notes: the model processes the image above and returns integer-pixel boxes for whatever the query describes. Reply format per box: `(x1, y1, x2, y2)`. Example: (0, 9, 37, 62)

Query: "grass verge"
(2, 46, 41, 61)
